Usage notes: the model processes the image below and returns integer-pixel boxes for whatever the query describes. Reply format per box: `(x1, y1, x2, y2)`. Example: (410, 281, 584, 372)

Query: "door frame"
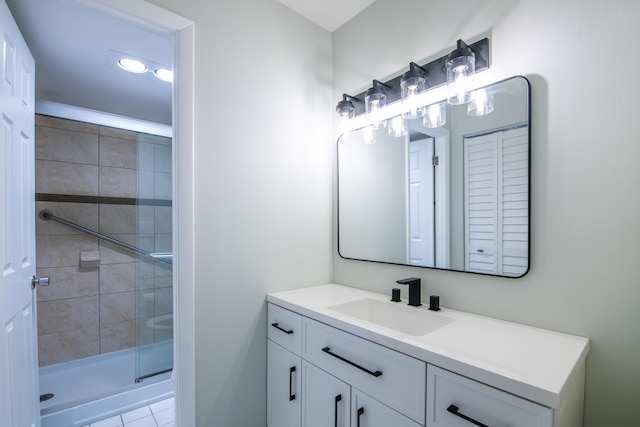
(72, 1, 196, 424)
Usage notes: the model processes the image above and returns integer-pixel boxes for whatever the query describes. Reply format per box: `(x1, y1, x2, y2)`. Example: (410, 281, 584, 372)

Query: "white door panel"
(0, 0, 39, 425)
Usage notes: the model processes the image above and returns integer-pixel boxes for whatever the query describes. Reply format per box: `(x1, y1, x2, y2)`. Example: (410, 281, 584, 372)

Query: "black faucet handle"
(396, 277, 420, 285)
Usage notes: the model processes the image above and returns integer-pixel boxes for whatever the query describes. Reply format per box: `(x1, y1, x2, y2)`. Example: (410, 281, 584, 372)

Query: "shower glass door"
(135, 133, 174, 382)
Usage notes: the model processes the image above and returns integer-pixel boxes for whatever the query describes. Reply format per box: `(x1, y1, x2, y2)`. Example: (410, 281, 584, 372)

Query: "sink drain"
(39, 393, 54, 402)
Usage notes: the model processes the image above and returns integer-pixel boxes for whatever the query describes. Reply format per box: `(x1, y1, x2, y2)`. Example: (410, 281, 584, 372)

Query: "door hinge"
(432, 156, 439, 166)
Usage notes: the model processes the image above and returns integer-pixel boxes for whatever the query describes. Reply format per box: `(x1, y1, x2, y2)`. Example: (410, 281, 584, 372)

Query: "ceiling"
(277, 0, 376, 31)
(6, 0, 174, 125)
(5, 0, 375, 127)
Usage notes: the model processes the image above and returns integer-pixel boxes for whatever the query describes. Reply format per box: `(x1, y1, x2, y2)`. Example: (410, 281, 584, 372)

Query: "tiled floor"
(82, 397, 175, 427)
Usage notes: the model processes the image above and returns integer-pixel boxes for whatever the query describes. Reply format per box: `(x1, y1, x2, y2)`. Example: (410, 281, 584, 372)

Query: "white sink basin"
(328, 298, 454, 336)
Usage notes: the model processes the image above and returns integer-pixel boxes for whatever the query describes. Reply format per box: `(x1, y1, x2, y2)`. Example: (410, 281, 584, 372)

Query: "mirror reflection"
(337, 76, 530, 277)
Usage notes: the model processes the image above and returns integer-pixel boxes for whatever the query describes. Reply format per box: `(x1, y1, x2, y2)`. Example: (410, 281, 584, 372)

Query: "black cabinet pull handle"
(289, 366, 296, 401)
(322, 347, 382, 377)
(334, 394, 342, 427)
(447, 404, 490, 427)
(271, 322, 293, 334)
(357, 407, 364, 427)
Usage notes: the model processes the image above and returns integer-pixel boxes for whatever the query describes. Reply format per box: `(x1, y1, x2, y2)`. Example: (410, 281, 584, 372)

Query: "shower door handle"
(32, 275, 50, 289)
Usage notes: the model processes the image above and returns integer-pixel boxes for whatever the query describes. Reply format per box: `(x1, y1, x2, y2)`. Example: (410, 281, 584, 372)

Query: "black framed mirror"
(337, 76, 530, 277)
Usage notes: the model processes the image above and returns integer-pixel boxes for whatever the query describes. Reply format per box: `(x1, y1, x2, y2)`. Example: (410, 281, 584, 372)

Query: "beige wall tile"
(100, 320, 135, 353)
(99, 204, 136, 234)
(154, 144, 171, 173)
(37, 296, 99, 335)
(100, 136, 137, 169)
(100, 291, 135, 324)
(154, 206, 172, 234)
(154, 233, 172, 253)
(137, 261, 156, 290)
(154, 135, 172, 146)
(99, 234, 148, 264)
(99, 166, 137, 198)
(36, 266, 99, 302)
(35, 201, 99, 235)
(38, 326, 100, 367)
(100, 126, 137, 140)
(138, 171, 154, 199)
(137, 290, 155, 318)
(138, 142, 155, 171)
(36, 234, 98, 268)
(154, 275, 173, 289)
(154, 262, 172, 280)
(36, 115, 99, 134)
(154, 172, 171, 200)
(36, 126, 99, 165)
(100, 262, 136, 294)
(36, 160, 99, 196)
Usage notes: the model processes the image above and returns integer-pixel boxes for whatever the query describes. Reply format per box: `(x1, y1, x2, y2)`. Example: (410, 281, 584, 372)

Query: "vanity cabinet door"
(267, 341, 301, 427)
(302, 361, 350, 427)
(352, 389, 423, 427)
(427, 365, 553, 427)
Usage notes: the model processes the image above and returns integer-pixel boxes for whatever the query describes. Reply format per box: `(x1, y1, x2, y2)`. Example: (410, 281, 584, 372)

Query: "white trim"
(434, 132, 450, 269)
(72, 1, 196, 425)
(35, 100, 172, 137)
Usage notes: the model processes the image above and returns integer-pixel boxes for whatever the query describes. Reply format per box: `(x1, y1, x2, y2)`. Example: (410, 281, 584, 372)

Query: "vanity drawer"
(427, 365, 552, 427)
(303, 318, 426, 424)
(268, 303, 303, 355)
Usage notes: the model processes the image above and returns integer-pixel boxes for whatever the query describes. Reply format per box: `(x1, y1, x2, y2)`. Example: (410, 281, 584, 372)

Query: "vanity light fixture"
(365, 80, 390, 129)
(336, 93, 359, 119)
(401, 62, 427, 119)
(424, 102, 446, 128)
(388, 116, 407, 137)
(334, 38, 489, 125)
(446, 39, 476, 105)
(467, 88, 494, 116)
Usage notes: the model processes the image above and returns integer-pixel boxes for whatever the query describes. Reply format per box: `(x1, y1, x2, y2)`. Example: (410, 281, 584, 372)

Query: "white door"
(0, 1, 39, 426)
(464, 126, 529, 276)
(408, 137, 435, 267)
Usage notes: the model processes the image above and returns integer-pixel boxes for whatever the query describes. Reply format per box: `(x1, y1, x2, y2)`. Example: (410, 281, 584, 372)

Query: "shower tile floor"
(82, 397, 175, 427)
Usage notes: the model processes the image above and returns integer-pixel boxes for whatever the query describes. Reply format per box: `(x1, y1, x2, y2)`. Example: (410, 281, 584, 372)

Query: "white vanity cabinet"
(267, 284, 589, 427)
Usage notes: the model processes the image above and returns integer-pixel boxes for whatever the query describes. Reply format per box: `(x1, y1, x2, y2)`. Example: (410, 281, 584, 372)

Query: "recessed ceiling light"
(117, 58, 147, 73)
(154, 68, 173, 83)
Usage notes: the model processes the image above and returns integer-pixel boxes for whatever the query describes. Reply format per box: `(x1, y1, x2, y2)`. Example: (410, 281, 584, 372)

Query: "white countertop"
(267, 284, 590, 409)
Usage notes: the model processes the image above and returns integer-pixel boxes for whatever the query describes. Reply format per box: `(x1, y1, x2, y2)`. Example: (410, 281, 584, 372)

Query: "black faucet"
(396, 277, 422, 307)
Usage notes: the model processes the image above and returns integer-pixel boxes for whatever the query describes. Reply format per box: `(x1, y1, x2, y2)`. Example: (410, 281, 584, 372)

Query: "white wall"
(333, 0, 640, 425)
(148, 0, 333, 425)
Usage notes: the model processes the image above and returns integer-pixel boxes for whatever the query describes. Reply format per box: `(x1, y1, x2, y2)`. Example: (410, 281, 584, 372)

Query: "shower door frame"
(72, 1, 196, 425)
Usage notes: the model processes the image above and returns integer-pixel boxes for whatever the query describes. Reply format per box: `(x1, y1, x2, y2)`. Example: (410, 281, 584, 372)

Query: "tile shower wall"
(35, 114, 172, 367)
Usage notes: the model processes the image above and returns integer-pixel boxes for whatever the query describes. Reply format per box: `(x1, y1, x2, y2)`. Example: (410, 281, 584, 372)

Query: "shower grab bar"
(39, 210, 172, 266)
(149, 252, 173, 259)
